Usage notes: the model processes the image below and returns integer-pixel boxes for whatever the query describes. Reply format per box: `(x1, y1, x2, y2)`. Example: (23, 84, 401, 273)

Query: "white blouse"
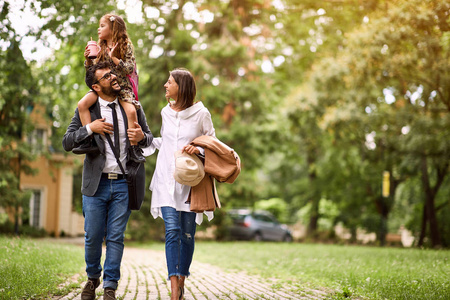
(143, 102, 216, 224)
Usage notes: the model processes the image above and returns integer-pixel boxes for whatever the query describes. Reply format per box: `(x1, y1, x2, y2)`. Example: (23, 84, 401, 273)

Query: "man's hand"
(89, 118, 114, 135)
(127, 122, 144, 143)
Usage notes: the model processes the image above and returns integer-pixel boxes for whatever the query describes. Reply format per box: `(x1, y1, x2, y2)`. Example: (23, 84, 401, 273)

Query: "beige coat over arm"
(189, 135, 241, 212)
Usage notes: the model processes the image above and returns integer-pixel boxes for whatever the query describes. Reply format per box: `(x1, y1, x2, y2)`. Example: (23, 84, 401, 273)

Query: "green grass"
(191, 242, 450, 299)
(133, 241, 450, 299)
(1, 237, 448, 299)
(0, 236, 85, 299)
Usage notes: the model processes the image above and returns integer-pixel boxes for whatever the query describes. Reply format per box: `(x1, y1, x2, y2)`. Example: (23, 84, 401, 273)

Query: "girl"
(73, 13, 145, 163)
(146, 68, 215, 300)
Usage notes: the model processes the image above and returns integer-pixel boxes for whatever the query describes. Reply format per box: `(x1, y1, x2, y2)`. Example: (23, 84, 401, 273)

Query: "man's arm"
(62, 109, 89, 151)
(63, 108, 114, 152)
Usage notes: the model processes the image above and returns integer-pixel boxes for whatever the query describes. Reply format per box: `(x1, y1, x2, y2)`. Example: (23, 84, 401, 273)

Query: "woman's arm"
(184, 109, 216, 155)
(202, 109, 216, 137)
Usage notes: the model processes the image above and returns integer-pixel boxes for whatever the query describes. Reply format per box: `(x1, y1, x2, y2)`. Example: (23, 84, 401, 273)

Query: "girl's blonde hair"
(97, 14, 133, 61)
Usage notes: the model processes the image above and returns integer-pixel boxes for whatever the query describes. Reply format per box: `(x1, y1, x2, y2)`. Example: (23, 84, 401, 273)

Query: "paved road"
(56, 246, 328, 300)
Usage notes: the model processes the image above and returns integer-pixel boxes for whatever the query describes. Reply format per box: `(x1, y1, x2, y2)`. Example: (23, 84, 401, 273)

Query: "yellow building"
(16, 105, 84, 237)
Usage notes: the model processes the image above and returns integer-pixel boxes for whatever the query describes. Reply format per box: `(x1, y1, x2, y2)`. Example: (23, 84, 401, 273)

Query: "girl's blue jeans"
(161, 206, 197, 279)
(82, 177, 131, 290)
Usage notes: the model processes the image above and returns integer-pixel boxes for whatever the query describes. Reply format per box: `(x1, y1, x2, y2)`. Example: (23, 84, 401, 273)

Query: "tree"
(0, 2, 39, 234)
(269, 0, 382, 234)
(304, 0, 450, 246)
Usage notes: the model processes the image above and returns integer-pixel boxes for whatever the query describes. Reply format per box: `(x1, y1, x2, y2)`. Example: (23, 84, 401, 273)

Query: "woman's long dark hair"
(171, 68, 196, 111)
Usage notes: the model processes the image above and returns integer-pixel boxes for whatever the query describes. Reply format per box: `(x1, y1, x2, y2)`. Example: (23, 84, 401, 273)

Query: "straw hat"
(173, 150, 205, 186)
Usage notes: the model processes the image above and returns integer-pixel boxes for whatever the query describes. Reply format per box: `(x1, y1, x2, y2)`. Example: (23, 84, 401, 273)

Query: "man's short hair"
(85, 61, 111, 90)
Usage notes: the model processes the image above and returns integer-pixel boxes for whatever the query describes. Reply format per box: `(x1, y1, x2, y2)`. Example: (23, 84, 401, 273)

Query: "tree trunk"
(306, 147, 319, 236)
(307, 197, 319, 236)
(425, 192, 441, 247)
(14, 208, 19, 236)
(374, 167, 401, 246)
(375, 196, 389, 246)
(420, 156, 442, 248)
(15, 154, 21, 236)
(379, 212, 388, 246)
(418, 202, 427, 247)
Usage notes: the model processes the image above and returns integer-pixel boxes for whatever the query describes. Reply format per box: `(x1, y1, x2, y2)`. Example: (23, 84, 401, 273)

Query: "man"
(62, 61, 153, 300)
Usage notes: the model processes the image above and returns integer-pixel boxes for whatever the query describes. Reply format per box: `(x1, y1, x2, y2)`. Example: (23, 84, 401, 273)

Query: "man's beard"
(101, 83, 120, 97)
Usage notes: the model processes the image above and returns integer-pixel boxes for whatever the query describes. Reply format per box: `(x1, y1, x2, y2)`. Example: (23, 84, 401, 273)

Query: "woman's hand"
(182, 145, 200, 155)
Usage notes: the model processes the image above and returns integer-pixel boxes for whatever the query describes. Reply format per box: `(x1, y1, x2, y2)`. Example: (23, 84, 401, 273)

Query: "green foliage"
(0, 7, 40, 231)
(255, 198, 288, 223)
(0, 221, 48, 238)
(280, 0, 450, 245)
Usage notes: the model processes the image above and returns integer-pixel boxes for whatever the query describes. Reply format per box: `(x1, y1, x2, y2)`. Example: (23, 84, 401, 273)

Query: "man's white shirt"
(86, 96, 128, 174)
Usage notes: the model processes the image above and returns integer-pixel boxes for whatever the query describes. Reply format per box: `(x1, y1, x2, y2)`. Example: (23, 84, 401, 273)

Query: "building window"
(30, 190, 42, 228)
(27, 128, 46, 153)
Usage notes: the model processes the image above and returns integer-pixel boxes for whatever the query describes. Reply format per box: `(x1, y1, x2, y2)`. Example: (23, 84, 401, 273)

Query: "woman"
(145, 68, 215, 300)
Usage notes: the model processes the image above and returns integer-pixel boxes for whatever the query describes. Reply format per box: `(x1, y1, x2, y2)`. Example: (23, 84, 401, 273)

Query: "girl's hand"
(84, 46, 92, 62)
(182, 145, 200, 155)
(108, 43, 118, 58)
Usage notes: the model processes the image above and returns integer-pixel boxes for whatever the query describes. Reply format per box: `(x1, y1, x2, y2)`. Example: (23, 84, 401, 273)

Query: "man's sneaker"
(81, 278, 100, 300)
(103, 287, 116, 300)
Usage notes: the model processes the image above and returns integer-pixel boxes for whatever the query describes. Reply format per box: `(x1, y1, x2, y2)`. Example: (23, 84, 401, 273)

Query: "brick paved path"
(57, 247, 328, 300)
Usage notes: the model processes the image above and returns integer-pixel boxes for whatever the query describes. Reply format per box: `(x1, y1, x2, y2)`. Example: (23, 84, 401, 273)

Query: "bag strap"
(105, 134, 127, 176)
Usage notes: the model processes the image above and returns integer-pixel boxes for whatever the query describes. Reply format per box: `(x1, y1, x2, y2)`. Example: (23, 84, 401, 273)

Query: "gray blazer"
(62, 100, 153, 196)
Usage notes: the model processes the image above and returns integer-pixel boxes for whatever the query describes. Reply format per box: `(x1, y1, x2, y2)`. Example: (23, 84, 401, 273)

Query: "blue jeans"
(82, 177, 131, 290)
(161, 206, 197, 279)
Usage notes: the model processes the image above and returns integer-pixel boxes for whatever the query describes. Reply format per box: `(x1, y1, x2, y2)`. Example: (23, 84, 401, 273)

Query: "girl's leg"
(120, 100, 145, 163)
(73, 91, 98, 154)
(78, 91, 97, 126)
(120, 101, 138, 145)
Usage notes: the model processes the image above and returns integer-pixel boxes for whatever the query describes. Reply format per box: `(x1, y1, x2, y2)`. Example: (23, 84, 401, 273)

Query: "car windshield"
(229, 213, 247, 222)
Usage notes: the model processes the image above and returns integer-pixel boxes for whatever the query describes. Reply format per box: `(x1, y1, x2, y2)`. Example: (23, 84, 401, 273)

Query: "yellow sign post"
(382, 171, 390, 197)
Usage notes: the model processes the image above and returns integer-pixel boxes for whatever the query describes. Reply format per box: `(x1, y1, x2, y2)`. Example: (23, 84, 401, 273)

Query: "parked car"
(227, 209, 293, 242)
